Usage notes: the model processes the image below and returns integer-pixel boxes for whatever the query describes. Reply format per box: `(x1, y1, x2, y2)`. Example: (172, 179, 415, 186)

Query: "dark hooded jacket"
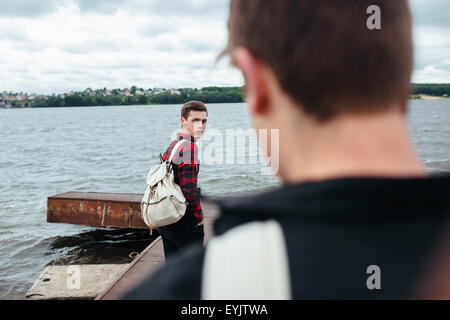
(123, 175, 450, 299)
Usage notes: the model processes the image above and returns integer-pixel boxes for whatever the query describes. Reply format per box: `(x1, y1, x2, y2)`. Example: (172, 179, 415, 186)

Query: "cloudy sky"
(1, 0, 449, 95)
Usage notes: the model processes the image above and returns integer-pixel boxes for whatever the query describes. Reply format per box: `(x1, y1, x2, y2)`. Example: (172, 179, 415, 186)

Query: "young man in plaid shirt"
(157, 101, 207, 259)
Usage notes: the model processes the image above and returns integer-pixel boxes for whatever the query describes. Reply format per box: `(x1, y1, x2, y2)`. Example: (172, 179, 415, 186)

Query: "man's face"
(181, 110, 208, 139)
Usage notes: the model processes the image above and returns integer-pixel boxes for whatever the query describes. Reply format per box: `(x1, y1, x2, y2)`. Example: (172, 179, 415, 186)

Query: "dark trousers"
(157, 214, 204, 260)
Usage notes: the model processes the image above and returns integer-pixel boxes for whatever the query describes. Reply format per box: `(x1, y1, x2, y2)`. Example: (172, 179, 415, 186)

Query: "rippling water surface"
(0, 100, 449, 299)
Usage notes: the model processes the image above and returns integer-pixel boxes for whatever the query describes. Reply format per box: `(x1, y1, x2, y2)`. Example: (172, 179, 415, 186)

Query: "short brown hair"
(222, 0, 413, 122)
(181, 100, 208, 119)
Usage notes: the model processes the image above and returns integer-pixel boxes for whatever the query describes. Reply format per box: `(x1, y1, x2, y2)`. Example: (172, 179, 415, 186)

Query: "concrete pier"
(32, 192, 221, 299)
(26, 264, 128, 300)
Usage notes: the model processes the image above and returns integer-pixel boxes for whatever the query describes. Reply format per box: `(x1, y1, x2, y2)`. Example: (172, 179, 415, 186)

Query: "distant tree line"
(8, 83, 449, 109)
(411, 83, 450, 96)
(30, 86, 244, 108)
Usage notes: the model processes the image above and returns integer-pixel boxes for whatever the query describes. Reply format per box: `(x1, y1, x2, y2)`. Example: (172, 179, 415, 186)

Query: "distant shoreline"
(419, 94, 447, 100)
(0, 86, 244, 109)
(2, 83, 449, 109)
(1, 95, 449, 110)
(1, 97, 449, 109)
(409, 94, 448, 100)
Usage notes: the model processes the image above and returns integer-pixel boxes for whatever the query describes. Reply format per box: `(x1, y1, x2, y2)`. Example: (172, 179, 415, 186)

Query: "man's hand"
(196, 221, 204, 226)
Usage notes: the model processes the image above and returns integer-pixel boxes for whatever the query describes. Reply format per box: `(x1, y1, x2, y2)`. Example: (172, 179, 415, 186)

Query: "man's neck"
(277, 109, 426, 184)
(180, 129, 195, 142)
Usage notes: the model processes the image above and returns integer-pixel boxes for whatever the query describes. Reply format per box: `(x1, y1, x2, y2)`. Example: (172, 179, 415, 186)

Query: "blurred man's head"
(222, 0, 422, 182)
(181, 101, 208, 140)
(223, 0, 413, 123)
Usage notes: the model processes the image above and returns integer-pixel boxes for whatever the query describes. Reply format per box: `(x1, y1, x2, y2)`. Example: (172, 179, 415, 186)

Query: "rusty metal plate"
(47, 192, 148, 229)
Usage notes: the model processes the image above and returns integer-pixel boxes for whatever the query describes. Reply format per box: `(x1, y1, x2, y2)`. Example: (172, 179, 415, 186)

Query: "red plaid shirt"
(161, 132, 203, 224)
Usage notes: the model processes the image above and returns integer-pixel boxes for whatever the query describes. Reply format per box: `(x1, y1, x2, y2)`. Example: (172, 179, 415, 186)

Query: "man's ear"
(232, 47, 270, 116)
(181, 116, 186, 128)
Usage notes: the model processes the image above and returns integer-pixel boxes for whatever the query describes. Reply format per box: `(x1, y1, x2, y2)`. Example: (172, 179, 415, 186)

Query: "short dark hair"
(222, 0, 413, 122)
(181, 101, 208, 119)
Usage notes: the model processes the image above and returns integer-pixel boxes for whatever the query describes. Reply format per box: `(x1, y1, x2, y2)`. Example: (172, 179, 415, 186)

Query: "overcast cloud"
(1, 0, 449, 95)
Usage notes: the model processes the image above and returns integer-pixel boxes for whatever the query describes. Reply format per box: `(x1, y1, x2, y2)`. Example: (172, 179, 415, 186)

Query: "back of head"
(223, 0, 413, 122)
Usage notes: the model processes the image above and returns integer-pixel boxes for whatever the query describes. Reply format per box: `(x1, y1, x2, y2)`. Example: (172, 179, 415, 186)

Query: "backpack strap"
(201, 220, 292, 300)
(168, 139, 187, 164)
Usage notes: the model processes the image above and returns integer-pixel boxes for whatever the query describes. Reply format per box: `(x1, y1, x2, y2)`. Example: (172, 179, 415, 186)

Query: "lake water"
(1, 100, 449, 299)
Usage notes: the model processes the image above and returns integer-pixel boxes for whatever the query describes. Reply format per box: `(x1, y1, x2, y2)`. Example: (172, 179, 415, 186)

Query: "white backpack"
(141, 139, 187, 234)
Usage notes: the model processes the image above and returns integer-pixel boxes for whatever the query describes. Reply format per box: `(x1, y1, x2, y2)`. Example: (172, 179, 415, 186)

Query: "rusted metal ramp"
(47, 192, 148, 229)
(46, 192, 219, 300)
